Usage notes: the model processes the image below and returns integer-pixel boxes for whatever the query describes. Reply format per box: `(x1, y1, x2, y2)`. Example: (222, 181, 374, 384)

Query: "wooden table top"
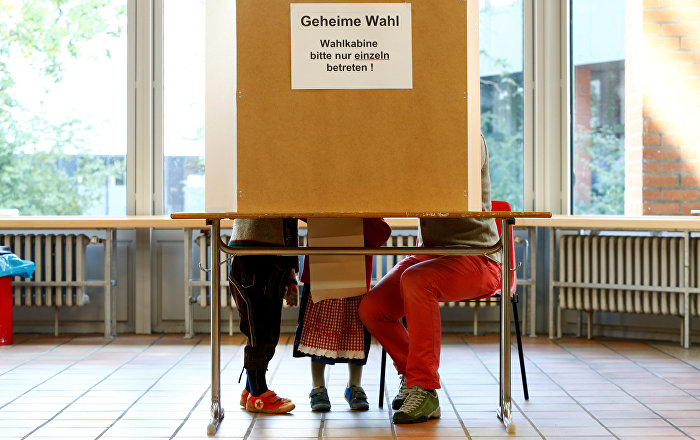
(0, 216, 231, 229)
(171, 211, 552, 220)
(514, 214, 700, 230)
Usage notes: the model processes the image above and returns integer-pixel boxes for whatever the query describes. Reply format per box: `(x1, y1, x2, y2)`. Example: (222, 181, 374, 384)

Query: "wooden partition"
(206, 0, 480, 213)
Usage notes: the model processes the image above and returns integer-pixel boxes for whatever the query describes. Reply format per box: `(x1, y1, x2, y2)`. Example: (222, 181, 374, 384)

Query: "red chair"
(377, 200, 529, 408)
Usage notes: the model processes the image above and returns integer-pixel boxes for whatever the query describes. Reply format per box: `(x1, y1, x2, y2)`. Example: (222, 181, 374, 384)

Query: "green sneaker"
(392, 375, 410, 410)
(392, 385, 440, 424)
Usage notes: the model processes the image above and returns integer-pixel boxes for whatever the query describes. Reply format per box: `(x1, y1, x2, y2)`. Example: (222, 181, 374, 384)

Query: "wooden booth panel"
(236, 0, 480, 214)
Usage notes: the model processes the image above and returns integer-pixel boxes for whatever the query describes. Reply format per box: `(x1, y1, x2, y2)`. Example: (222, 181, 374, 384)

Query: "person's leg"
(401, 255, 501, 390)
(236, 267, 283, 395)
(309, 359, 331, 411)
(228, 256, 259, 399)
(344, 362, 369, 410)
(358, 255, 425, 374)
(229, 269, 271, 398)
(229, 255, 294, 413)
(393, 255, 500, 425)
(347, 363, 362, 387)
(311, 359, 326, 387)
(243, 291, 281, 397)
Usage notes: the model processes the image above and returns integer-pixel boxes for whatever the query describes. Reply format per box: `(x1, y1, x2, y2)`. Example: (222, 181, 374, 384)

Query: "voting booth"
(205, 0, 481, 301)
(187, 3, 535, 432)
(205, 0, 481, 214)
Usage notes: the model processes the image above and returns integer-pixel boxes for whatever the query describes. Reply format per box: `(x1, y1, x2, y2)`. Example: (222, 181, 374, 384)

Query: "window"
(571, 0, 625, 215)
(162, 1, 206, 214)
(480, 0, 524, 211)
(0, 0, 128, 215)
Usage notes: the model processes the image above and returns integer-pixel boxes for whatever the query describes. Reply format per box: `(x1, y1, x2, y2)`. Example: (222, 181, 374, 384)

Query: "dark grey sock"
(247, 369, 268, 396)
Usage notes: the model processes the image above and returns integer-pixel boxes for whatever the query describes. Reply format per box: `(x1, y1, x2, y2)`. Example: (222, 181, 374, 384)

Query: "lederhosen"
(228, 218, 298, 371)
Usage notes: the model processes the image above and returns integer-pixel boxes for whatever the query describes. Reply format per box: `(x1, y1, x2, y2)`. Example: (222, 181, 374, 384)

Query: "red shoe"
(241, 388, 291, 408)
(246, 390, 295, 414)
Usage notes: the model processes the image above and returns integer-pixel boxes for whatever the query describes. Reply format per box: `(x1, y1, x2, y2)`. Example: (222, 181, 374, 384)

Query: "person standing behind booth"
(359, 134, 502, 424)
(293, 219, 391, 412)
(228, 218, 299, 414)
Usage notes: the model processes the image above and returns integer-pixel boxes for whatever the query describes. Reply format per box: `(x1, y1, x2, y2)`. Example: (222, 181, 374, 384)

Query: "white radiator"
(556, 234, 700, 339)
(0, 233, 92, 308)
(193, 234, 232, 309)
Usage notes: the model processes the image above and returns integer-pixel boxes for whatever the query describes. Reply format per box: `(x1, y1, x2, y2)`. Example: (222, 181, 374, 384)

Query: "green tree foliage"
(481, 52, 524, 211)
(0, 0, 126, 215)
(573, 126, 625, 215)
(573, 65, 625, 215)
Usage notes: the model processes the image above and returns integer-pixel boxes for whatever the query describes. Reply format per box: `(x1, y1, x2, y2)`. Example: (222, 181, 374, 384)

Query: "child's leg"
(247, 369, 268, 396)
(311, 359, 326, 388)
(229, 255, 285, 397)
(345, 363, 369, 410)
(231, 280, 282, 395)
(309, 360, 331, 411)
(348, 363, 363, 387)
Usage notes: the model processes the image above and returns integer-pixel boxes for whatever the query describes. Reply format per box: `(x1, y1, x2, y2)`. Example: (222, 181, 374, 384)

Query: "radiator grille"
(0, 233, 91, 308)
(558, 235, 700, 316)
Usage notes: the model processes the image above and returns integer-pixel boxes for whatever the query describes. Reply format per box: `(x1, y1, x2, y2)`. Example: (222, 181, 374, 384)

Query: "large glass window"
(571, 0, 625, 214)
(0, 0, 127, 216)
(163, 1, 206, 214)
(480, 0, 524, 211)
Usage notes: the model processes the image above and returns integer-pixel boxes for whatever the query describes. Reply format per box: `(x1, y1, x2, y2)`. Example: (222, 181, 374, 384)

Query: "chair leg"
(512, 298, 530, 400)
(379, 348, 387, 408)
(378, 317, 405, 409)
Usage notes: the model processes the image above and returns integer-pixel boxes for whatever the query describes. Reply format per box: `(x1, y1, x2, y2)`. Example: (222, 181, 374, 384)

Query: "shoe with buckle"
(241, 388, 291, 407)
(344, 385, 369, 410)
(309, 386, 331, 412)
(245, 389, 295, 414)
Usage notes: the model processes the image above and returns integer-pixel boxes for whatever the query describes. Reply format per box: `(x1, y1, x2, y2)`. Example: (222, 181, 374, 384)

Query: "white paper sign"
(290, 3, 412, 90)
(307, 218, 367, 303)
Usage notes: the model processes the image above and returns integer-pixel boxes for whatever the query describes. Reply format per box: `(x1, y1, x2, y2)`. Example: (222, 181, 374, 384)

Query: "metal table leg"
(684, 231, 690, 349)
(184, 228, 194, 339)
(497, 218, 514, 433)
(207, 219, 224, 435)
(104, 228, 117, 339)
(549, 227, 556, 339)
(529, 226, 537, 337)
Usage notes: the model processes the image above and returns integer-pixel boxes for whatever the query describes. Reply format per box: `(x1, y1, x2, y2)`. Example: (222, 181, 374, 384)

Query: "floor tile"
(3, 333, 700, 439)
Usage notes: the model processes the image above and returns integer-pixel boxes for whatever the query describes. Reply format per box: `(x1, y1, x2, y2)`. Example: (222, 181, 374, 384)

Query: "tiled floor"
(1, 334, 700, 440)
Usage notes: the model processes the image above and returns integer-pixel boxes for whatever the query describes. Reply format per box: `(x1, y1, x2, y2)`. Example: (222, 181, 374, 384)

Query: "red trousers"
(359, 254, 501, 390)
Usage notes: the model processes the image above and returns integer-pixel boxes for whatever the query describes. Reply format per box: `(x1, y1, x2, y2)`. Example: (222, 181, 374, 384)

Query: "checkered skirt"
(295, 291, 367, 361)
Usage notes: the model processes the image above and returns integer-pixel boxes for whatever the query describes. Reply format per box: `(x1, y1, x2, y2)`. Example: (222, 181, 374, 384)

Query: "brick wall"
(626, 0, 700, 215)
